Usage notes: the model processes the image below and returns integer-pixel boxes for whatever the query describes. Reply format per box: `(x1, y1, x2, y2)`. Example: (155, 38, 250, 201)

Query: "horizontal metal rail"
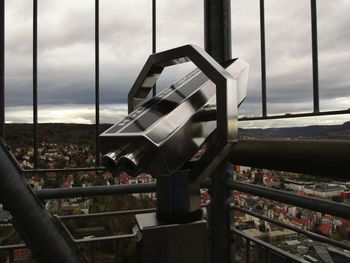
(1, 205, 206, 250)
(60, 204, 207, 220)
(21, 137, 350, 179)
(34, 181, 214, 200)
(230, 139, 350, 178)
(229, 181, 350, 220)
(25, 138, 350, 179)
(35, 183, 156, 199)
(36, 179, 350, 220)
(231, 205, 350, 251)
(75, 233, 135, 244)
(22, 167, 107, 174)
(57, 216, 136, 245)
(232, 228, 308, 263)
(0, 243, 26, 252)
(59, 208, 156, 220)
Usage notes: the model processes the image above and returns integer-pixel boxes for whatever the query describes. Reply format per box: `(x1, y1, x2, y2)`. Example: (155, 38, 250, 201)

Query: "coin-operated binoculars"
(100, 45, 248, 263)
(99, 45, 248, 224)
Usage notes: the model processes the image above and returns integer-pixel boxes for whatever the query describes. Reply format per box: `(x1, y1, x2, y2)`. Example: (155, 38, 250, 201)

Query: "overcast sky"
(4, 0, 350, 127)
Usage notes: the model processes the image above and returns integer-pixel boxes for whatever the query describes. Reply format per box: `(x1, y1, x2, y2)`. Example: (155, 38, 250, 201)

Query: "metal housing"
(99, 45, 248, 177)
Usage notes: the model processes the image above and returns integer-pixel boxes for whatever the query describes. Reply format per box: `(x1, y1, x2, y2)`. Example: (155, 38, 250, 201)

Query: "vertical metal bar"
(265, 247, 269, 263)
(33, 0, 38, 169)
(246, 239, 250, 263)
(204, 1, 232, 262)
(0, 0, 4, 138)
(9, 249, 14, 263)
(117, 240, 123, 263)
(209, 164, 232, 263)
(204, 0, 232, 62)
(95, 0, 100, 166)
(90, 242, 95, 263)
(152, 0, 156, 97)
(311, 0, 319, 112)
(260, 0, 267, 117)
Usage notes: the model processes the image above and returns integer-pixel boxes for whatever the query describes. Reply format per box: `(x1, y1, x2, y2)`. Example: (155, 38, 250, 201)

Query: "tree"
(254, 172, 263, 185)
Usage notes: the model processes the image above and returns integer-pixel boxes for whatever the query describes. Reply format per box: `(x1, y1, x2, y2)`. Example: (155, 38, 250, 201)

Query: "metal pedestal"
(135, 213, 208, 263)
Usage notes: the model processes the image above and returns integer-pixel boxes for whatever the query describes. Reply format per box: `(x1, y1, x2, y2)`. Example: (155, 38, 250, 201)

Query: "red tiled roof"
(319, 224, 331, 235)
(291, 218, 308, 226)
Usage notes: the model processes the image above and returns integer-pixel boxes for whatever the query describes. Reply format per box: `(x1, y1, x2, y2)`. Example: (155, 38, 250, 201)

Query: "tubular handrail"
(230, 139, 350, 178)
(0, 140, 81, 263)
(229, 180, 350, 220)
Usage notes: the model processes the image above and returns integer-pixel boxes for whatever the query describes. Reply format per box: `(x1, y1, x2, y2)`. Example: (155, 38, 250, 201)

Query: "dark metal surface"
(229, 181, 350, 220)
(230, 139, 350, 178)
(0, 0, 4, 138)
(260, 0, 267, 117)
(135, 213, 208, 263)
(232, 229, 308, 263)
(35, 182, 156, 199)
(33, 0, 38, 169)
(156, 170, 202, 222)
(311, 0, 319, 113)
(95, 0, 100, 166)
(232, 205, 350, 251)
(0, 140, 81, 263)
(204, 0, 232, 63)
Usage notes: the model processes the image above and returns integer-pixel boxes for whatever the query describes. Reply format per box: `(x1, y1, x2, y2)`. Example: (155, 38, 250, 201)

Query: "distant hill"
(4, 123, 112, 149)
(3, 121, 350, 149)
(239, 121, 350, 140)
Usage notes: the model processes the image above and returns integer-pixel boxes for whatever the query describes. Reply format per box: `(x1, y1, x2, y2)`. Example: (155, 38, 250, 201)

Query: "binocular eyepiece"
(102, 150, 140, 177)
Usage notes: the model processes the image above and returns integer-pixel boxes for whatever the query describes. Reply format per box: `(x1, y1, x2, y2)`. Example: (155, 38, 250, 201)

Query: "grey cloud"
(3, 0, 350, 126)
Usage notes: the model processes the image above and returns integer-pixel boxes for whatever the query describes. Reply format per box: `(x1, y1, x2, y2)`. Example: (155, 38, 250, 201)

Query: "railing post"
(90, 243, 95, 263)
(204, 1, 233, 262)
(260, 0, 267, 117)
(33, 0, 38, 169)
(246, 239, 250, 263)
(152, 0, 156, 97)
(310, 0, 319, 113)
(0, 0, 4, 139)
(9, 249, 14, 263)
(204, 0, 232, 63)
(95, 0, 100, 167)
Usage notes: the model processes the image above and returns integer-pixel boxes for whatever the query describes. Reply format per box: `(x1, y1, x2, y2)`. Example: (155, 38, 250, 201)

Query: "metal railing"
(0, 1, 349, 263)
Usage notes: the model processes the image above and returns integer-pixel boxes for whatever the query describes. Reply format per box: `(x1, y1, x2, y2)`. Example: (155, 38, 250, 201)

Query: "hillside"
(4, 123, 112, 149)
(3, 121, 350, 149)
(239, 121, 350, 140)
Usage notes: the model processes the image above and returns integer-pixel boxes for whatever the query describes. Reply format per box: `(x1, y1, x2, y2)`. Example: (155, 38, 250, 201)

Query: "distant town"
(1, 123, 350, 262)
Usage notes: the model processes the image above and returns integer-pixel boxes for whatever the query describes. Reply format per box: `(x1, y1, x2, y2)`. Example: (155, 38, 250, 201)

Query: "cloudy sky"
(4, 0, 350, 127)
